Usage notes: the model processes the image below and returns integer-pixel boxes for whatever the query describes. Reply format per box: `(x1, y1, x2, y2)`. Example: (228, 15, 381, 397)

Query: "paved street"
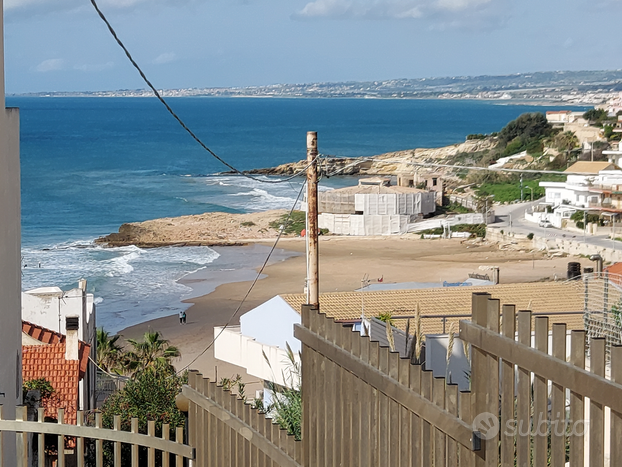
(490, 199, 622, 252)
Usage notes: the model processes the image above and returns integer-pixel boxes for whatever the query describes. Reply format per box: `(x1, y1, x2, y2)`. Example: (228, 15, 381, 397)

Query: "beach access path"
(117, 235, 586, 394)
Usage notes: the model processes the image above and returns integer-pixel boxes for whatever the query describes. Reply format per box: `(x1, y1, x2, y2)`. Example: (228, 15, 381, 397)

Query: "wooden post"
(306, 131, 319, 308)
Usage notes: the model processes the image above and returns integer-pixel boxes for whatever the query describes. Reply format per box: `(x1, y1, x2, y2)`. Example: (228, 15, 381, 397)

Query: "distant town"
(14, 69, 622, 105)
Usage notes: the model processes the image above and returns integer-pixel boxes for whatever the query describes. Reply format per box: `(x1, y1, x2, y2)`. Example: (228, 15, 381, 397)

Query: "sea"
(10, 96, 587, 333)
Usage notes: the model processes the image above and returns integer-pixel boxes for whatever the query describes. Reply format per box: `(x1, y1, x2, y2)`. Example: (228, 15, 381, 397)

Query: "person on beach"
(179, 310, 184, 325)
(182, 311, 187, 324)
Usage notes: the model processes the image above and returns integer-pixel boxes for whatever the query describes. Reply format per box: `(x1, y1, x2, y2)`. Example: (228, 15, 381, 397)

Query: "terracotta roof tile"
(23, 343, 80, 424)
(22, 321, 90, 379)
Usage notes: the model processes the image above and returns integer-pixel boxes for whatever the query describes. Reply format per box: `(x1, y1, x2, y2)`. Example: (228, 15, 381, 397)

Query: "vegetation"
(466, 133, 487, 140)
(99, 369, 187, 466)
(498, 112, 553, 153)
(23, 378, 55, 400)
(377, 312, 395, 326)
(96, 329, 180, 377)
(435, 202, 472, 215)
(583, 108, 610, 126)
(420, 223, 486, 238)
(527, 233, 534, 240)
(476, 181, 544, 203)
(97, 329, 125, 375)
(269, 210, 328, 236)
(125, 331, 180, 377)
(240, 221, 256, 227)
(259, 345, 302, 440)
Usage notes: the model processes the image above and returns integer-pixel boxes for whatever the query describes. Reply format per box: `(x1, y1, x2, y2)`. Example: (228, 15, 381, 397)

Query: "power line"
(176, 181, 307, 374)
(89, 0, 318, 184)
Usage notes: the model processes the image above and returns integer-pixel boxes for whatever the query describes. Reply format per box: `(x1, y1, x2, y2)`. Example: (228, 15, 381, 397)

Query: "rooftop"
(565, 161, 619, 174)
(281, 282, 584, 334)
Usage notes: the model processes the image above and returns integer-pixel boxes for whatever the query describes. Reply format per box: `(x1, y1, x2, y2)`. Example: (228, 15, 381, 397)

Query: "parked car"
(539, 219, 553, 228)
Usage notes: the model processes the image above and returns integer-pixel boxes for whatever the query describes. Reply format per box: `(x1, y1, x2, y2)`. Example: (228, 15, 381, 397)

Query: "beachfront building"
(21, 281, 97, 411)
(214, 282, 584, 397)
(0, 6, 21, 464)
(317, 178, 436, 236)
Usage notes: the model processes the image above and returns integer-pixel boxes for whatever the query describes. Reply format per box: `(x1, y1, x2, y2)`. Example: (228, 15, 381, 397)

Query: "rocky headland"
(247, 137, 500, 183)
(95, 210, 288, 247)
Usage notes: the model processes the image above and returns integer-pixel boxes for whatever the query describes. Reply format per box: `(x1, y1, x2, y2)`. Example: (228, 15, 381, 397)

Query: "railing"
(0, 406, 194, 467)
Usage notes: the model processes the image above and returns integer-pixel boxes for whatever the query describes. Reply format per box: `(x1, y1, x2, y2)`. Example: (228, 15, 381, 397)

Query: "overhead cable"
(89, 0, 318, 184)
(176, 181, 307, 374)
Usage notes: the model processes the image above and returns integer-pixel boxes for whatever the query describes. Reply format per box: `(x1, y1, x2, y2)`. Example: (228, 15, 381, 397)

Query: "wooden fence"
(183, 372, 301, 467)
(0, 406, 193, 467)
(7, 291, 622, 466)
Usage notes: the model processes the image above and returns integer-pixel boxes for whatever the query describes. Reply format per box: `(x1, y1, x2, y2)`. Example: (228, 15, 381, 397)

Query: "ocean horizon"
(12, 96, 588, 333)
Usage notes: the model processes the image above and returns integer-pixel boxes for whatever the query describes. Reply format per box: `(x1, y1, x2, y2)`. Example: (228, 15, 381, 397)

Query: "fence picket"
(551, 323, 567, 467)
(420, 370, 433, 467)
(484, 298, 500, 467)
(446, 384, 459, 467)
(96, 411, 103, 467)
(113, 415, 121, 467)
(569, 330, 586, 467)
(162, 423, 170, 467)
(590, 338, 605, 467)
(359, 335, 371, 467)
(369, 340, 380, 467)
(398, 358, 411, 467)
(500, 305, 516, 466)
(75, 409, 83, 467)
(470, 293, 489, 467)
(611, 346, 622, 466)
(350, 326, 361, 467)
(410, 364, 422, 467)
(388, 351, 401, 467)
(433, 377, 447, 466)
(378, 345, 390, 466)
(16, 406, 26, 467)
(516, 310, 532, 467)
(533, 316, 549, 466)
(458, 391, 473, 467)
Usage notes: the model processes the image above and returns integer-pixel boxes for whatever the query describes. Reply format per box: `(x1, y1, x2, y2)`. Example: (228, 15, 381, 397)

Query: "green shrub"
(527, 233, 534, 240)
(240, 221, 256, 227)
(269, 211, 306, 235)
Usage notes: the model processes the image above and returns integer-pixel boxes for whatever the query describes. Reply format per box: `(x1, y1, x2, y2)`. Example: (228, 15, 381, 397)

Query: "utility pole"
(520, 173, 524, 202)
(306, 131, 319, 308)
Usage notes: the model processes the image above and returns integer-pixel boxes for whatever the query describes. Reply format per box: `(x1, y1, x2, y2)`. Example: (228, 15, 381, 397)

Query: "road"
(490, 199, 622, 253)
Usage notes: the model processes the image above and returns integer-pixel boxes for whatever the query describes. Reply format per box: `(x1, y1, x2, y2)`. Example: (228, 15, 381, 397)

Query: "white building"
(537, 161, 622, 228)
(316, 178, 436, 236)
(0, 0, 21, 460)
(22, 280, 97, 411)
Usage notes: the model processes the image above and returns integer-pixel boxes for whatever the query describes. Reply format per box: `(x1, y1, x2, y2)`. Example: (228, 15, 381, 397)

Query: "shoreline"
(117, 236, 588, 386)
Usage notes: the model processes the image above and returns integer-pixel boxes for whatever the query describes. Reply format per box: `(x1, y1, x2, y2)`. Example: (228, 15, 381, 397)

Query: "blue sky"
(4, 0, 622, 93)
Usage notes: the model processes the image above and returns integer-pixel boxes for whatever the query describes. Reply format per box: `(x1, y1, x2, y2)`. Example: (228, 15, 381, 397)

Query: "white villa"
(537, 161, 622, 228)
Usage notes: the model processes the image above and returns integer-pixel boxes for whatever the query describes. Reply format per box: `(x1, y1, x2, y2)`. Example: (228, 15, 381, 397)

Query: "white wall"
(0, 2, 20, 459)
(213, 326, 300, 388)
(240, 295, 301, 353)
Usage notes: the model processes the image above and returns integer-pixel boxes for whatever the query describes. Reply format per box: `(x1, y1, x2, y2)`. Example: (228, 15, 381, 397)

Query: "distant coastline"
(10, 69, 622, 106)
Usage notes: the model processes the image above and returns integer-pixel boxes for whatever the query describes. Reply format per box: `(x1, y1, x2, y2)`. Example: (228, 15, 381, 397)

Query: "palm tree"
(96, 328, 126, 375)
(125, 330, 180, 377)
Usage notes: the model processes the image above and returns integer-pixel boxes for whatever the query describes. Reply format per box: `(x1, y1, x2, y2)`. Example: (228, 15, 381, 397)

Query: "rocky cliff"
(247, 138, 499, 180)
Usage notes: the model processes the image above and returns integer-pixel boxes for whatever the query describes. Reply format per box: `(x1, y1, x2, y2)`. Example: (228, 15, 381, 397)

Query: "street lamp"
(527, 186, 534, 202)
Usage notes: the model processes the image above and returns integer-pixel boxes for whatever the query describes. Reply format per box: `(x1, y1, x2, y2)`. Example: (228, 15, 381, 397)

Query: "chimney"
(65, 316, 80, 361)
(78, 279, 87, 292)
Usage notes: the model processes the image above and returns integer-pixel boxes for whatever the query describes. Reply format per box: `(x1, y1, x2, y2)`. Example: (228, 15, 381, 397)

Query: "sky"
(4, 0, 622, 94)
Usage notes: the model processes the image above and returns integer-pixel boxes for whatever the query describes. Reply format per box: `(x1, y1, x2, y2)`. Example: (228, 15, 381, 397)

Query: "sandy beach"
(118, 235, 587, 394)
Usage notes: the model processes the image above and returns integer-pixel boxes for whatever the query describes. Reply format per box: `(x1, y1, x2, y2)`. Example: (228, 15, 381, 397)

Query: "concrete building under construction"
(317, 177, 436, 235)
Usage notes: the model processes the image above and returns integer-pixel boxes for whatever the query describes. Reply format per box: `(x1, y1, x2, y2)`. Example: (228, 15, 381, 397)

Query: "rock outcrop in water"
(95, 210, 287, 248)
(247, 138, 499, 179)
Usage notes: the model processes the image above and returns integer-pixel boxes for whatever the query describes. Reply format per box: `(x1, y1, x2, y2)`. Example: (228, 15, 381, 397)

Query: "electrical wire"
(176, 181, 307, 374)
(89, 0, 319, 184)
